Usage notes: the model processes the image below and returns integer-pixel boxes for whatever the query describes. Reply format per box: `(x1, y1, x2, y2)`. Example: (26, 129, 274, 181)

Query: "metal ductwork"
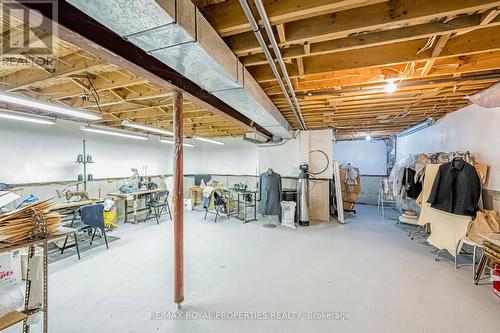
(66, 0, 293, 139)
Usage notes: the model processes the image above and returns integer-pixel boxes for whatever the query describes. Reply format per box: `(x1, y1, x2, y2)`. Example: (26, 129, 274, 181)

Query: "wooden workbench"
(49, 200, 103, 211)
(108, 189, 164, 224)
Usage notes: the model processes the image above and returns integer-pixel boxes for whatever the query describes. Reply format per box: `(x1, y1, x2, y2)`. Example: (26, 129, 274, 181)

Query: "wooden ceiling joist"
(249, 25, 500, 82)
(226, 0, 500, 55)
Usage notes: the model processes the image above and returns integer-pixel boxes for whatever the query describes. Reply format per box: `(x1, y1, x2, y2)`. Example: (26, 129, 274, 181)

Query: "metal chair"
(204, 190, 229, 223)
(144, 190, 172, 224)
(61, 203, 109, 260)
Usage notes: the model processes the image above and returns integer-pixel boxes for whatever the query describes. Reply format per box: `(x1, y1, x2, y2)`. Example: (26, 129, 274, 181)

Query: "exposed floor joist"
(195, 0, 500, 138)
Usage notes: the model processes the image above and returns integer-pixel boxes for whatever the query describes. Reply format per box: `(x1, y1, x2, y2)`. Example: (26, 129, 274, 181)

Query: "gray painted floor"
(13, 205, 500, 332)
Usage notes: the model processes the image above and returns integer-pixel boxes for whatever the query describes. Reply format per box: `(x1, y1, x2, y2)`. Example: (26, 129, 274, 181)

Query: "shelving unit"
(75, 139, 94, 191)
(0, 229, 74, 333)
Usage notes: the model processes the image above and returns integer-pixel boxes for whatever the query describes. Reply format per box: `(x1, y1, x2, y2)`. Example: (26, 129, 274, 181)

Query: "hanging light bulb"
(384, 79, 397, 93)
(365, 135, 372, 141)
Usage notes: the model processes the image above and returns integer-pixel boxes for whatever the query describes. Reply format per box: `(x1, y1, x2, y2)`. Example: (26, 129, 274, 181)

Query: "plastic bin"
(492, 264, 500, 297)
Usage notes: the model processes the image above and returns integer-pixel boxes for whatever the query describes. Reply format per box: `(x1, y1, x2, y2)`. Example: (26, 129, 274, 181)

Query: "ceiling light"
(159, 139, 194, 148)
(0, 92, 101, 120)
(80, 125, 149, 141)
(384, 79, 397, 93)
(122, 120, 173, 136)
(194, 136, 224, 145)
(0, 109, 56, 125)
(365, 135, 372, 141)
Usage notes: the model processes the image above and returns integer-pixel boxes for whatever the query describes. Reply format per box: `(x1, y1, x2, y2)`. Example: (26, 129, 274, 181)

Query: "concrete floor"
(13, 205, 500, 332)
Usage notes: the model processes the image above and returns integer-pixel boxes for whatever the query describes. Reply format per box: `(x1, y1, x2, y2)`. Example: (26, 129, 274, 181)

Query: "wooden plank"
(0, 311, 28, 331)
(200, 0, 382, 36)
(228, 0, 500, 55)
(263, 53, 500, 95)
(276, 24, 286, 44)
(0, 52, 104, 91)
(421, 33, 452, 76)
(297, 57, 304, 78)
(30, 72, 148, 101)
(240, 15, 500, 65)
(454, 9, 500, 36)
(249, 26, 500, 82)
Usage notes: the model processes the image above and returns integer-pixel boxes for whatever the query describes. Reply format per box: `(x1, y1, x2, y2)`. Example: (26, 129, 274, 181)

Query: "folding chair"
(144, 190, 172, 224)
(61, 203, 109, 260)
(204, 190, 229, 223)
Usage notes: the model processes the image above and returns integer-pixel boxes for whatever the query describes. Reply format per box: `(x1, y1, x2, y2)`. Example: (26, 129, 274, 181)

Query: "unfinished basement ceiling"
(0, 4, 250, 138)
(195, 0, 500, 139)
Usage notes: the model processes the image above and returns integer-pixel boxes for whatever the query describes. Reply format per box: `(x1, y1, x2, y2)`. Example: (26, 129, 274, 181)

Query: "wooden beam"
(16, 0, 272, 138)
(240, 14, 500, 65)
(249, 25, 500, 82)
(297, 57, 304, 78)
(454, 9, 500, 36)
(0, 52, 104, 91)
(421, 33, 452, 76)
(173, 90, 184, 308)
(227, 0, 500, 55)
(276, 24, 286, 44)
(200, 0, 383, 37)
(28, 72, 148, 100)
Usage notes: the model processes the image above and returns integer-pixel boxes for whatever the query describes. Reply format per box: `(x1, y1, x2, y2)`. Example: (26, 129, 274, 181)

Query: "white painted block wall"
(0, 118, 259, 184)
(333, 140, 387, 175)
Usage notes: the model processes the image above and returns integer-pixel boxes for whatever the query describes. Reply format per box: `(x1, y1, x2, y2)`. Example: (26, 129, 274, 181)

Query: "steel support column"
(173, 90, 184, 308)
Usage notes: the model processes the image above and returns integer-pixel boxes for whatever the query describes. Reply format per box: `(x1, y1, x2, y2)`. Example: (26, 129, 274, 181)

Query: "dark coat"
(258, 171, 282, 215)
(427, 158, 481, 217)
(402, 167, 422, 199)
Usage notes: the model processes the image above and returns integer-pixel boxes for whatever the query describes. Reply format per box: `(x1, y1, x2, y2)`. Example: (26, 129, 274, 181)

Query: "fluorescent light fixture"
(384, 79, 397, 93)
(159, 138, 194, 148)
(397, 117, 436, 138)
(194, 136, 224, 145)
(121, 120, 173, 135)
(365, 135, 372, 141)
(80, 124, 149, 141)
(0, 109, 56, 125)
(0, 92, 101, 120)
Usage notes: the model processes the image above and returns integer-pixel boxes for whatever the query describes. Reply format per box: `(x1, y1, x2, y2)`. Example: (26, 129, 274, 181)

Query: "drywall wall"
(397, 104, 500, 190)
(258, 130, 333, 221)
(257, 138, 300, 177)
(334, 140, 387, 175)
(257, 129, 334, 179)
(0, 118, 174, 184)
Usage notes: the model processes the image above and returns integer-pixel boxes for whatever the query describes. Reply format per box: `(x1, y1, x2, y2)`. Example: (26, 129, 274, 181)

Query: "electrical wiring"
(307, 149, 331, 192)
(309, 149, 330, 175)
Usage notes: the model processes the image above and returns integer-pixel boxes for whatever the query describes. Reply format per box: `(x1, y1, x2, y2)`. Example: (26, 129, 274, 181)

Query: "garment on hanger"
(427, 157, 481, 217)
(402, 168, 422, 199)
(258, 171, 282, 216)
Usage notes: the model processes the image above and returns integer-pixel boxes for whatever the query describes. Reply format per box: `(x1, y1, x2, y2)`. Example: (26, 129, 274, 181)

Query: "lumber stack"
(0, 200, 62, 244)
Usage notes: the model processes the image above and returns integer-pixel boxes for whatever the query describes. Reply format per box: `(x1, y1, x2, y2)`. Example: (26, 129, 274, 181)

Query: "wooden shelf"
(0, 311, 28, 331)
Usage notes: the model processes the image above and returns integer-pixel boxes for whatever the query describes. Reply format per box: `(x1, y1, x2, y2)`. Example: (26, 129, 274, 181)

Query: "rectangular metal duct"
(67, 0, 292, 139)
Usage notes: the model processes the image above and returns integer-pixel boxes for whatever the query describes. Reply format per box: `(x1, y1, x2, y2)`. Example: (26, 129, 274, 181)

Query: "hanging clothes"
(427, 158, 481, 217)
(258, 171, 282, 216)
(402, 168, 422, 199)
